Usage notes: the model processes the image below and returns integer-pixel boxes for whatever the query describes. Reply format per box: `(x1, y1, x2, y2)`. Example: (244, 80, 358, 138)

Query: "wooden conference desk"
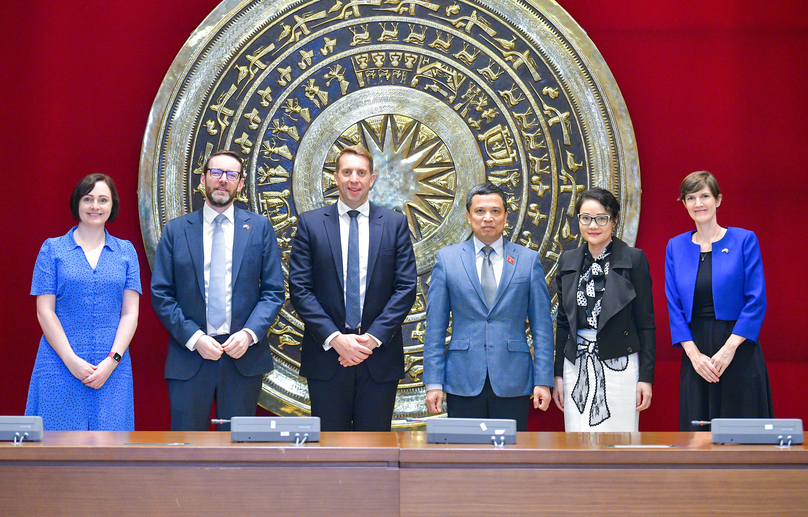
(0, 431, 805, 516)
(0, 431, 400, 516)
(398, 431, 808, 516)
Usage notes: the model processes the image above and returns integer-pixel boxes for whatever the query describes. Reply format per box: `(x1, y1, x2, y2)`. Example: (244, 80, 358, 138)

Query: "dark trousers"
(167, 335, 263, 431)
(307, 361, 398, 431)
(446, 374, 530, 431)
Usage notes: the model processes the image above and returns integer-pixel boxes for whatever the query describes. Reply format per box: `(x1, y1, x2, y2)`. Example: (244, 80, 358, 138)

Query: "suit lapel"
(232, 208, 249, 285)
(366, 203, 382, 290)
(185, 210, 206, 298)
(598, 239, 636, 332)
(560, 246, 585, 337)
(324, 203, 343, 288)
(460, 240, 487, 307)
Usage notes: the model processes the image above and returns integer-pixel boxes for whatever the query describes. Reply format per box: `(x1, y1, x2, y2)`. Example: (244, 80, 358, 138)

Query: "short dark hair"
(575, 187, 620, 223)
(465, 183, 508, 212)
(679, 170, 721, 201)
(336, 144, 374, 173)
(70, 174, 120, 222)
(205, 150, 244, 173)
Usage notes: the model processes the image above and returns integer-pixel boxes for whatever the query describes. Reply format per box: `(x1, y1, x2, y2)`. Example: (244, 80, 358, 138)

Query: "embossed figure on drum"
(665, 171, 773, 431)
(289, 144, 417, 431)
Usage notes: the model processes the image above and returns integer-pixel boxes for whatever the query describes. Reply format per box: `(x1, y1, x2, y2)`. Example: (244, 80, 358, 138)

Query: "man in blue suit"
(289, 145, 417, 431)
(423, 183, 554, 430)
(152, 150, 285, 431)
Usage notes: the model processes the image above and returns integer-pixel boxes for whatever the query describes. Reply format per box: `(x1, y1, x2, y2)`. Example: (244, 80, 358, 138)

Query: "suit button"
(623, 330, 629, 336)
(627, 347, 633, 353)
(487, 317, 491, 323)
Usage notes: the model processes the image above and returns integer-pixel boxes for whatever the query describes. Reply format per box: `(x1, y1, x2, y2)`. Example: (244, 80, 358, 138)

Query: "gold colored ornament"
(140, 0, 641, 427)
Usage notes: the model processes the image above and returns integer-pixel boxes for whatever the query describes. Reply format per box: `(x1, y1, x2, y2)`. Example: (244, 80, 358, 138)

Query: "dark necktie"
(345, 210, 361, 329)
(481, 245, 497, 307)
(208, 214, 226, 329)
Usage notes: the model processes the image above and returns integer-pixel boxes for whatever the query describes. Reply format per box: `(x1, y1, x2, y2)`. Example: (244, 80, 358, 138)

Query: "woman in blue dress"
(26, 174, 141, 430)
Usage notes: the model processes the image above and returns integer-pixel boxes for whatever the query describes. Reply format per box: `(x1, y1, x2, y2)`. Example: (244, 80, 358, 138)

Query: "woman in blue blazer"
(553, 188, 655, 432)
(665, 171, 772, 431)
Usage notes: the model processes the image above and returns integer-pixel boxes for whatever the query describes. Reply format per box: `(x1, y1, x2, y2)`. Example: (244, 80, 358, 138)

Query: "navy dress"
(25, 228, 141, 430)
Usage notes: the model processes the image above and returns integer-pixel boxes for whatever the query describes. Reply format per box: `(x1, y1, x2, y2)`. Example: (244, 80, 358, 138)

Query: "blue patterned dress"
(25, 227, 141, 430)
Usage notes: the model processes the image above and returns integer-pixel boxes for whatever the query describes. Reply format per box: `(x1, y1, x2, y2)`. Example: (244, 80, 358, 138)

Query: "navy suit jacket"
(422, 239, 554, 398)
(151, 207, 285, 380)
(288, 202, 417, 383)
(665, 227, 766, 345)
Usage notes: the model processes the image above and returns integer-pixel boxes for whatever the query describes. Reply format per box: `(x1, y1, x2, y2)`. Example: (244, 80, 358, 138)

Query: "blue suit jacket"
(665, 227, 766, 345)
(423, 239, 554, 398)
(288, 202, 417, 383)
(151, 207, 285, 380)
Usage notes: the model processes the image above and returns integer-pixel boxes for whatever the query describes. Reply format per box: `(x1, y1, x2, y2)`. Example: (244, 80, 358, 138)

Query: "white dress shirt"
(184, 203, 257, 350)
(472, 235, 504, 286)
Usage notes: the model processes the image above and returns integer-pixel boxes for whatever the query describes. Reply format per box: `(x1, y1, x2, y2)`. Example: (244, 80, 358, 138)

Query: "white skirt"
(563, 330, 639, 432)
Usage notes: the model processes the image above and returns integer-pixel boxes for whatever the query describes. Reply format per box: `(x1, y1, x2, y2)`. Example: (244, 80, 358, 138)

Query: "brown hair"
(205, 150, 244, 173)
(679, 170, 721, 201)
(336, 144, 374, 173)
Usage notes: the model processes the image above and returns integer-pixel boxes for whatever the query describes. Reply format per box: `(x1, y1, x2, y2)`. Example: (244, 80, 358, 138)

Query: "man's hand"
(222, 330, 253, 359)
(194, 335, 223, 360)
(332, 333, 373, 366)
(533, 385, 551, 411)
(426, 389, 444, 414)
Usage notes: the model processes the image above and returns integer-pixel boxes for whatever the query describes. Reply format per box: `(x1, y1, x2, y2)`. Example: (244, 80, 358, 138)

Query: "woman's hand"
(66, 354, 96, 382)
(552, 376, 564, 411)
(83, 357, 117, 389)
(682, 341, 720, 383)
(635, 381, 652, 411)
(711, 334, 745, 377)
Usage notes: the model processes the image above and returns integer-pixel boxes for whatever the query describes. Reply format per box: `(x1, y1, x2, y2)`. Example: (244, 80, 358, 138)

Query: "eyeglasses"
(206, 168, 241, 181)
(577, 214, 611, 226)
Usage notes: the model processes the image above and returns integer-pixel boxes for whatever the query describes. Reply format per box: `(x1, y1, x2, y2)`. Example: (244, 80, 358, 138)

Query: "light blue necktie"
(345, 210, 361, 330)
(208, 214, 227, 329)
(481, 245, 497, 307)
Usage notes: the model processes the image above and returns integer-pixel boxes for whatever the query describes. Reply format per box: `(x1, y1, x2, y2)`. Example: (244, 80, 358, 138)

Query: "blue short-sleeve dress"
(25, 227, 142, 430)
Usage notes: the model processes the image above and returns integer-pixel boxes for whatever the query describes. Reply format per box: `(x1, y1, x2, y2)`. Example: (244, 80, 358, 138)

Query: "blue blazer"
(288, 202, 417, 383)
(422, 239, 554, 398)
(665, 227, 766, 345)
(151, 207, 285, 380)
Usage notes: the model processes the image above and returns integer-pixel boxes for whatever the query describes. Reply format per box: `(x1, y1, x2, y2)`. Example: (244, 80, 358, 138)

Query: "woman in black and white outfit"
(552, 188, 655, 431)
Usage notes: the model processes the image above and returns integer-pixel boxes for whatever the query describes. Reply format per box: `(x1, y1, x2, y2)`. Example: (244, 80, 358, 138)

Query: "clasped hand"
(195, 330, 253, 360)
(332, 333, 375, 366)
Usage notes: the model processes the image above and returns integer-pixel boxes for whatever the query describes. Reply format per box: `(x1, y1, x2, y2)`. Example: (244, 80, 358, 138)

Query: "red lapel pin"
(243, 224, 250, 230)
(507, 255, 514, 264)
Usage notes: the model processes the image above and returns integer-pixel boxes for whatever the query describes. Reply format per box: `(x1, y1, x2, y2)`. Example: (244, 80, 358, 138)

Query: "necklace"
(696, 227, 723, 253)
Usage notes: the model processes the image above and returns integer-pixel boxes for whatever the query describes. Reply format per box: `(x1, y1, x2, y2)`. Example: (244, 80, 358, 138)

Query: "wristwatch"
(108, 352, 122, 363)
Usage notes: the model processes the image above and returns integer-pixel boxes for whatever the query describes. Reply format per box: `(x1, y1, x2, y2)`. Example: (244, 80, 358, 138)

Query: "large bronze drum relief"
(140, 0, 640, 426)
